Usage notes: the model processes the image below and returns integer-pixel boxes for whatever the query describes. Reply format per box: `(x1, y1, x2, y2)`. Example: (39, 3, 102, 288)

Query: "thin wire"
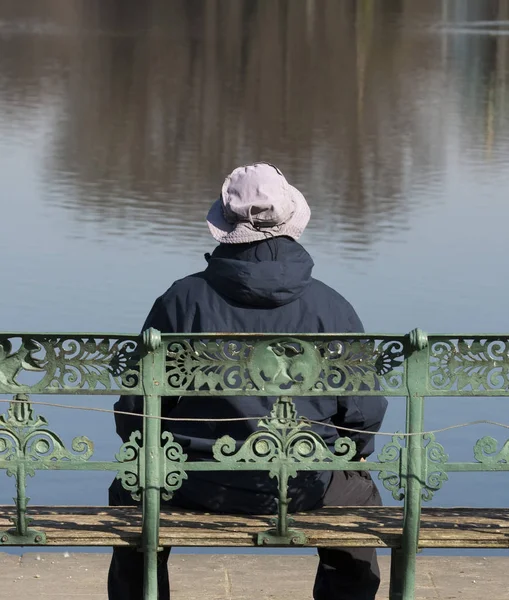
(1, 397, 509, 437)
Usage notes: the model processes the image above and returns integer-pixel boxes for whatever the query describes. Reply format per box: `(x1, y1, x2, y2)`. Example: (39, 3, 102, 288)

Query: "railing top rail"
(1, 329, 509, 396)
(3, 331, 509, 338)
(0, 333, 407, 341)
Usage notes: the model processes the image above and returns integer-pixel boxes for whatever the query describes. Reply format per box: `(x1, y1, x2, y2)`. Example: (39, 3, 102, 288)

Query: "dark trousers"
(108, 471, 381, 600)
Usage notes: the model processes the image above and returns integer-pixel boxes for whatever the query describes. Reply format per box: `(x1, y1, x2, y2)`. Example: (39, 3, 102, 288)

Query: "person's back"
(108, 163, 387, 600)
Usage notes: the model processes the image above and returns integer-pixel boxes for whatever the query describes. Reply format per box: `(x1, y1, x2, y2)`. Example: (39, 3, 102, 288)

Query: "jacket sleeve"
(114, 296, 179, 443)
(332, 305, 388, 458)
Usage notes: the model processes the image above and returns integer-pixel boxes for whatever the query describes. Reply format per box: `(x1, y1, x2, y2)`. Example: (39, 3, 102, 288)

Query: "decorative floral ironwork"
(212, 396, 357, 545)
(161, 431, 188, 501)
(473, 436, 509, 465)
(165, 337, 406, 395)
(0, 396, 94, 470)
(166, 339, 256, 392)
(422, 433, 448, 502)
(115, 430, 187, 501)
(0, 395, 93, 543)
(116, 431, 144, 501)
(212, 398, 357, 478)
(378, 434, 406, 501)
(314, 339, 406, 393)
(429, 338, 509, 393)
(377, 432, 448, 502)
(0, 336, 141, 393)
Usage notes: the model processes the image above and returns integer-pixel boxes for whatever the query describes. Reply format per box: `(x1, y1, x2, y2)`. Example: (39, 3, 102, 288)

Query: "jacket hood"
(203, 237, 314, 307)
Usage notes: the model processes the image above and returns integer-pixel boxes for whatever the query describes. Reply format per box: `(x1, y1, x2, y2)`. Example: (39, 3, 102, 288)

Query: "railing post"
(398, 329, 428, 600)
(141, 328, 164, 600)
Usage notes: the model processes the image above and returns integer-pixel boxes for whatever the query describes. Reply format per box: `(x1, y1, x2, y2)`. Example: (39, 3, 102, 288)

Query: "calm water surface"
(2, 0, 509, 542)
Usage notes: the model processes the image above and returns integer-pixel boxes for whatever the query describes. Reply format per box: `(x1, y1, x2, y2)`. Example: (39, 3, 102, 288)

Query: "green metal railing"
(1, 328, 509, 599)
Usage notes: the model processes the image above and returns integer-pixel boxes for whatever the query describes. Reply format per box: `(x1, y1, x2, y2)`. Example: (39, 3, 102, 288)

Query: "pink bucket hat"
(206, 163, 311, 244)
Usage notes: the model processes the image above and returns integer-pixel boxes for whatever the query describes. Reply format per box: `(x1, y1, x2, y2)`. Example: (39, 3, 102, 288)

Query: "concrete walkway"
(1, 552, 507, 599)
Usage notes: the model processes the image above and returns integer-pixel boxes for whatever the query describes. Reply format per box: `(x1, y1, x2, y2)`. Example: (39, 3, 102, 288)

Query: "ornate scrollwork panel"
(0, 397, 94, 468)
(0, 336, 141, 393)
(377, 432, 448, 502)
(0, 396, 94, 543)
(211, 396, 357, 545)
(377, 434, 406, 501)
(115, 431, 144, 501)
(422, 433, 448, 501)
(161, 431, 188, 501)
(166, 339, 256, 392)
(166, 336, 406, 395)
(314, 338, 406, 393)
(473, 436, 509, 465)
(212, 397, 357, 479)
(115, 431, 188, 502)
(429, 338, 509, 394)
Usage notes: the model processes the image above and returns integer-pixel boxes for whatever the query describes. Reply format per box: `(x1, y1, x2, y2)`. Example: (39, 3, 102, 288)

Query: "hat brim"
(206, 185, 311, 244)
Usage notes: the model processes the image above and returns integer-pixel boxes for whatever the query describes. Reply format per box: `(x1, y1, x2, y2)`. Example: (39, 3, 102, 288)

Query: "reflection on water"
(0, 0, 507, 252)
(2, 0, 509, 513)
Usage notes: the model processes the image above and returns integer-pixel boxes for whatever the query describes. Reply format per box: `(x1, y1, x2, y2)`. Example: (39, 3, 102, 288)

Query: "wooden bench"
(2, 328, 509, 600)
(2, 506, 509, 549)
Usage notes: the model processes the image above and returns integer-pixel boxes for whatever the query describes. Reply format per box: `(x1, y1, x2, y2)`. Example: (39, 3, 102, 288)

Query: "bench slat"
(1, 506, 508, 548)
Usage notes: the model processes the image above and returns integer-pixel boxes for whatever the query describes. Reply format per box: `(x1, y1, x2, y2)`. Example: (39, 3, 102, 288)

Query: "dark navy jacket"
(115, 237, 387, 513)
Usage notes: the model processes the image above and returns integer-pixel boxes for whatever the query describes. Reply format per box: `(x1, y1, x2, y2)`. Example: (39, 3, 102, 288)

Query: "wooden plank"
(1, 506, 509, 548)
